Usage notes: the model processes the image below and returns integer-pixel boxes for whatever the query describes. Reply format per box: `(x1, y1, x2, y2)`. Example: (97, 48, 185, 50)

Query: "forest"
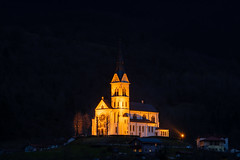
(0, 1, 240, 147)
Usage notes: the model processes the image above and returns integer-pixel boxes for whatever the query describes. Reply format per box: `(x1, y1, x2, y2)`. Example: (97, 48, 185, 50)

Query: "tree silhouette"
(73, 112, 83, 136)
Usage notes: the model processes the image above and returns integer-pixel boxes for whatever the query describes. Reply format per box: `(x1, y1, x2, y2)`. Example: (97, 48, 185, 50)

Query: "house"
(129, 138, 162, 154)
(196, 136, 228, 152)
(91, 48, 169, 137)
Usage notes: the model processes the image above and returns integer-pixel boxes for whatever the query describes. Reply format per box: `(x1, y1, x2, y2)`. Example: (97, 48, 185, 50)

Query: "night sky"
(1, 0, 240, 147)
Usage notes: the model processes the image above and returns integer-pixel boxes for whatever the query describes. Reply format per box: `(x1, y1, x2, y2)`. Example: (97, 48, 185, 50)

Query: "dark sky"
(1, 0, 240, 144)
(1, 0, 240, 58)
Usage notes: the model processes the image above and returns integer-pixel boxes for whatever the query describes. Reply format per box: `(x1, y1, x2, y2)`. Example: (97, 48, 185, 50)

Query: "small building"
(196, 136, 228, 152)
(129, 138, 162, 154)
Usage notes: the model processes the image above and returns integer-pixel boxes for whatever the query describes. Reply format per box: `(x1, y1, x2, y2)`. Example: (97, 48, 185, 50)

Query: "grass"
(0, 136, 139, 160)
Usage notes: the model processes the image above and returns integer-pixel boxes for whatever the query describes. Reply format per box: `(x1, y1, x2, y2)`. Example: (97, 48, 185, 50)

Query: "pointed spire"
(115, 39, 125, 80)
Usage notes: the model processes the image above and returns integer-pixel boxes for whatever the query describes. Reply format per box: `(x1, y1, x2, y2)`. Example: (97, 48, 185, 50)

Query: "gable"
(95, 99, 112, 110)
(121, 73, 129, 83)
(111, 73, 120, 83)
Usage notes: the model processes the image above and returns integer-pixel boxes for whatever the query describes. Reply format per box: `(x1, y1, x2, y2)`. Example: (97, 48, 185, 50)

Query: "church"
(91, 50, 169, 137)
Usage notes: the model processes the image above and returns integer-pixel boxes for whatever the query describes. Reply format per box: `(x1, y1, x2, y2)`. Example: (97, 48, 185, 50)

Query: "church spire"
(115, 39, 125, 80)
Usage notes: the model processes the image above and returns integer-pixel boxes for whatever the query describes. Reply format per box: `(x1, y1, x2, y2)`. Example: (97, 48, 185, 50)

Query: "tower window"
(114, 88, 119, 96)
(130, 125, 131, 131)
(139, 126, 141, 132)
(133, 125, 135, 131)
(114, 102, 116, 108)
(125, 102, 127, 107)
(122, 88, 126, 96)
(117, 102, 119, 107)
(142, 126, 144, 132)
(114, 112, 116, 123)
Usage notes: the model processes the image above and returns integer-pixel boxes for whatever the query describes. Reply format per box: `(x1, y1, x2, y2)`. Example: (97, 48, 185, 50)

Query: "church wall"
(129, 122, 157, 137)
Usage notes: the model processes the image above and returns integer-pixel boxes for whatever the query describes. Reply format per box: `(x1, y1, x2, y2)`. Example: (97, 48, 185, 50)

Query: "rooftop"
(130, 102, 158, 112)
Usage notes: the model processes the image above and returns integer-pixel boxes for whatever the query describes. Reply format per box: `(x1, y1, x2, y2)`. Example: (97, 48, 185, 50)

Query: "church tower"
(110, 45, 130, 135)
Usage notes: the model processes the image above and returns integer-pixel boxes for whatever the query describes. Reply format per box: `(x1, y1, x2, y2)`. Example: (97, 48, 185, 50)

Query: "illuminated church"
(92, 50, 169, 137)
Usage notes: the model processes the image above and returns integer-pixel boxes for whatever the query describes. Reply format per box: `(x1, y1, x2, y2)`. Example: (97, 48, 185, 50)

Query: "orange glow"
(181, 133, 185, 138)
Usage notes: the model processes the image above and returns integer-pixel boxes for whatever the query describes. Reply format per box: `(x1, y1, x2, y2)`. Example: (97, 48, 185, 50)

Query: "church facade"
(91, 52, 169, 137)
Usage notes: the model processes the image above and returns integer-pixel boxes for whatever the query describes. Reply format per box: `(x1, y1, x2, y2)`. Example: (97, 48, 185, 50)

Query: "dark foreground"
(0, 136, 237, 160)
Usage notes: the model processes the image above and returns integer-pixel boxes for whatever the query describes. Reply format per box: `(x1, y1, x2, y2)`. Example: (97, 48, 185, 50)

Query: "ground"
(0, 136, 236, 160)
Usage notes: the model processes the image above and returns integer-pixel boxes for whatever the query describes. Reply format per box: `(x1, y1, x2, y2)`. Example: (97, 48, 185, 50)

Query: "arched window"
(133, 114, 137, 119)
(143, 114, 146, 120)
(151, 116, 155, 122)
(114, 88, 119, 96)
(114, 112, 116, 123)
(122, 88, 126, 96)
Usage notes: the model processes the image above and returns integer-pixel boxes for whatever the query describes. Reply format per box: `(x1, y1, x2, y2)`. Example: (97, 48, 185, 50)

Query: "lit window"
(133, 149, 136, 152)
(149, 149, 152, 152)
(155, 143, 157, 146)
(139, 149, 142, 152)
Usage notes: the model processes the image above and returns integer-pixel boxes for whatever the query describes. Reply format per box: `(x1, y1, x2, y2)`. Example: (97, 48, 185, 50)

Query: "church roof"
(130, 102, 158, 112)
(200, 137, 225, 142)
